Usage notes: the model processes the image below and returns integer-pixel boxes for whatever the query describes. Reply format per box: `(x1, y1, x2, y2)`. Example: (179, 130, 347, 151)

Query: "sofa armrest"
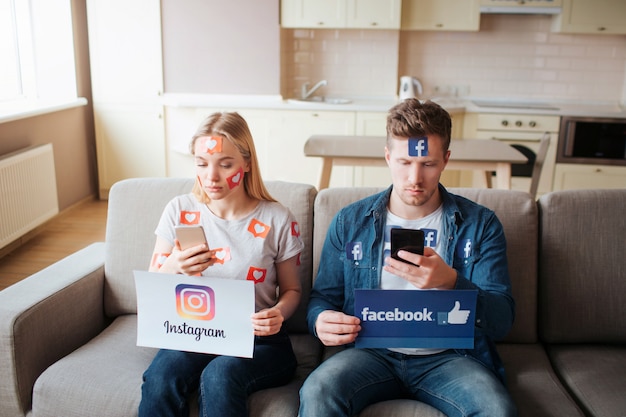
(0, 242, 107, 417)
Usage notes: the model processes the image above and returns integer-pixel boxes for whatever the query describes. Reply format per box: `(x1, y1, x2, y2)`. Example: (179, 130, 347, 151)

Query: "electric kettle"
(399, 76, 423, 101)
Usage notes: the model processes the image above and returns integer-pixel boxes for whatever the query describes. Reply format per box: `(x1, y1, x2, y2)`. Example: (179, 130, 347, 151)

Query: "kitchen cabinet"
(346, 0, 402, 29)
(553, 163, 626, 190)
(281, 0, 401, 29)
(354, 112, 390, 187)
(87, 0, 165, 199)
(401, 0, 481, 31)
(551, 0, 626, 34)
(269, 110, 356, 186)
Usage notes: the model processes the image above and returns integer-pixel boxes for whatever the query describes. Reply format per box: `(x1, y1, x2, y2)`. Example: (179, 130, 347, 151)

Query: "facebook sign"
(354, 289, 478, 349)
(346, 242, 363, 261)
(408, 137, 429, 157)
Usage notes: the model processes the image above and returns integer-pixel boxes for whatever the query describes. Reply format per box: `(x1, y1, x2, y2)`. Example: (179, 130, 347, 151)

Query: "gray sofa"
(0, 178, 624, 417)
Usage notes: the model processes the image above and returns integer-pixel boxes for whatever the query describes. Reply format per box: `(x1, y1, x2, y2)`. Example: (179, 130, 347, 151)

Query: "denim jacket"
(307, 185, 515, 382)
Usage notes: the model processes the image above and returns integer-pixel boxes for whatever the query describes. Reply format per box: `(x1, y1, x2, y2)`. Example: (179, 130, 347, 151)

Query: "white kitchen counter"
(161, 93, 466, 114)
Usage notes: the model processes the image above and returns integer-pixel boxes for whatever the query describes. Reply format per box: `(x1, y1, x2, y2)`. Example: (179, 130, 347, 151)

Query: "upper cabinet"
(552, 0, 626, 34)
(281, 0, 401, 29)
(401, 0, 481, 31)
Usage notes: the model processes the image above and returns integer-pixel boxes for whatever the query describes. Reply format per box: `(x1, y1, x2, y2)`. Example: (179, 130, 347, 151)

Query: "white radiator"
(0, 144, 59, 249)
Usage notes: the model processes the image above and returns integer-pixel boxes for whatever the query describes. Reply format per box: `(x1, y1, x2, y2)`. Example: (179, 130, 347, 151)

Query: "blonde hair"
(189, 112, 275, 203)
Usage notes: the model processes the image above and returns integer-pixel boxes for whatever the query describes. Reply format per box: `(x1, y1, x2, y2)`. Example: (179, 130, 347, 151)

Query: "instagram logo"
(175, 284, 215, 320)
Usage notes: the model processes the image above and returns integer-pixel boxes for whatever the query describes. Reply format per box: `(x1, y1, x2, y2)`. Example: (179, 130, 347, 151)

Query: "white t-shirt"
(155, 194, 304, 312)
(381, 204, 445, 355)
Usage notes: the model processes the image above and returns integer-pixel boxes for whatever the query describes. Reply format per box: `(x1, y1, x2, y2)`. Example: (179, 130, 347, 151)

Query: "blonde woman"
(139, 112, 303, 417)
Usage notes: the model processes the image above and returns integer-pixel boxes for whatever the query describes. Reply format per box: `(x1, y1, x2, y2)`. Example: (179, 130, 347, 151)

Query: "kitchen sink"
(287, 97, 352, 105)
(472, 99, 559, 111)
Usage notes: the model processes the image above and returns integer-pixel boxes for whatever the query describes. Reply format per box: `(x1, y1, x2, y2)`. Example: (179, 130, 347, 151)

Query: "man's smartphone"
(390, 228, 424, 266)
(175, 225, 208, 251)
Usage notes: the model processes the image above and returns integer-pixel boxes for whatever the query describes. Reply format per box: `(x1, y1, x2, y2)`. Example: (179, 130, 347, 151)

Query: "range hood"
(480, 0, 562, 15)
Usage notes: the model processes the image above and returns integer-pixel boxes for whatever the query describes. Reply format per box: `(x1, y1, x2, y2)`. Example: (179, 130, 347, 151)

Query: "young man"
(299, 99, 517, 417)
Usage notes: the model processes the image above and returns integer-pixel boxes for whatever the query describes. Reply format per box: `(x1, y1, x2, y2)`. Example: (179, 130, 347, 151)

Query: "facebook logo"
(346, 242, 363, 261)
(422, 228, 437, 248)
(408, 137, 428, 157)
(456, 239, 473, 259)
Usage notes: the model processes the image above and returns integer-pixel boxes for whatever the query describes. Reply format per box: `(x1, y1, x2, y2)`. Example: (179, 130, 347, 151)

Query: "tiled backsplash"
(281, 14, 626, 103)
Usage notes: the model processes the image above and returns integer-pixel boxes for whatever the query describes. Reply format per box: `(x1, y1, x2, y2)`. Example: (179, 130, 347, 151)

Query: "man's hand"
(315, 310, 361, 346)
(384, 247, 457, 289)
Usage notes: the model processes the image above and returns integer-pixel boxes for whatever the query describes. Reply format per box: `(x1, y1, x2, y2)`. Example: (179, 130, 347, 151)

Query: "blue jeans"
(139, 331, 296, 417)
(299, 348, 517, 417)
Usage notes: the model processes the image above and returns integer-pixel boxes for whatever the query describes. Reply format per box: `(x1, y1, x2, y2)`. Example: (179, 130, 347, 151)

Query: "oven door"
(472, 130, 558, 194)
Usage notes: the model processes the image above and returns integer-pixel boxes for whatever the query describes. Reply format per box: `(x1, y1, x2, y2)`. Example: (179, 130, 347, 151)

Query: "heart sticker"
(180, 211, 200, 225)
(227, 168, 244, 189)
(246, 267, 267, 283)
(248, 219, 270, 238)
(213, 247, 231, 264)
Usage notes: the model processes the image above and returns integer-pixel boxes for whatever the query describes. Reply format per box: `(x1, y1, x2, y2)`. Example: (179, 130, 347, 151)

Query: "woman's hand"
(251, 307, 285, 336)
(150, 236, 216, 276)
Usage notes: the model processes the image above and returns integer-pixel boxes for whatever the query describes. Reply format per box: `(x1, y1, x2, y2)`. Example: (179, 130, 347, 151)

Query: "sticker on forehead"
(200, 136, 223, 154)
(408, 137, 428, 157)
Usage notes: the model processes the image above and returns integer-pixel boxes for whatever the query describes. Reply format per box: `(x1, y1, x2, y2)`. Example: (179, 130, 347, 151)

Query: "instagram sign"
(175, 284, 215, 320)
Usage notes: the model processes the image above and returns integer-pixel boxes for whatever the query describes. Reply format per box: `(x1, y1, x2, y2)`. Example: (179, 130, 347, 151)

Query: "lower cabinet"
(266, 110, 356, 187)
(553, 163, 626, 191)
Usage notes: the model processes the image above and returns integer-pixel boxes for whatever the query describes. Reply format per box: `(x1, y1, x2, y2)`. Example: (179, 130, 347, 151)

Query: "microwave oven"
(557, 116, 626, 166)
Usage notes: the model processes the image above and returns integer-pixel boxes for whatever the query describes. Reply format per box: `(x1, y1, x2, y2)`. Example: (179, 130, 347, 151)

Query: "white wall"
(161, 0, 281, 95)
(282, 14, 626, 103)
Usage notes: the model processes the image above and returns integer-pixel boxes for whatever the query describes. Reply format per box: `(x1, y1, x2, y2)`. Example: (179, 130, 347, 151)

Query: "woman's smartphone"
(390, 228, 424, 265)
(175, 225, 208, 251)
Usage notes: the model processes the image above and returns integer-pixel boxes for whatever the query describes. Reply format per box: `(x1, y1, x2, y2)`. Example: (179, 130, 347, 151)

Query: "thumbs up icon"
(447, 301, 470, 325)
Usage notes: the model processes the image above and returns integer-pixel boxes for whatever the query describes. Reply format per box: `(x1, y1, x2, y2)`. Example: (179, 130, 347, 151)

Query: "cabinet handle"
(371, 22, 378, 26)
(598, 27, 606, 31)
(595, 168, 602, 173)
(436, 23, 443, 28)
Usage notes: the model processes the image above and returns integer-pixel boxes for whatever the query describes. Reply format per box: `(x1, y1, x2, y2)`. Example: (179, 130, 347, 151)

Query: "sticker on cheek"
(227, 167, 244, 189)
(408, 137, 428, 157)
(200, 136, 223, 154)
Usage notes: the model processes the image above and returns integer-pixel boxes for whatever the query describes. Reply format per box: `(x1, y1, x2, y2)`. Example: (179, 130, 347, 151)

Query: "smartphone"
(175, 225, 208, 251)
(390, 228, 424, 266)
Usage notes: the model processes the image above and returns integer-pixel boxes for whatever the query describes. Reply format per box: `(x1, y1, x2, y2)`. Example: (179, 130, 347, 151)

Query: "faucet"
(301, 79, 328, 100)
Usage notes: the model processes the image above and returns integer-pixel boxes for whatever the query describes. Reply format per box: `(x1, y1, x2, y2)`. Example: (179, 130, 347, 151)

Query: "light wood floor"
(0, 198, 108, 291)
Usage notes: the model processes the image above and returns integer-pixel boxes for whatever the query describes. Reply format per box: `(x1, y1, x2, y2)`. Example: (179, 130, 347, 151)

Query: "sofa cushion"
(104, 178, 317, 334)
(32, 315, 155, 417)
(313, 187, 538, 343)
(546, 345, 626, 417)
(538, 189, 626, 343)
(497, 344, 584, 417)
(104, 178, 194, 317)
(32, 315, 322, 417)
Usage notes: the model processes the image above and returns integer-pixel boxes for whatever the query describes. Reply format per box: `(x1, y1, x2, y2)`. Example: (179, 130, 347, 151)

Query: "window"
(0, 0, 77, 105)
